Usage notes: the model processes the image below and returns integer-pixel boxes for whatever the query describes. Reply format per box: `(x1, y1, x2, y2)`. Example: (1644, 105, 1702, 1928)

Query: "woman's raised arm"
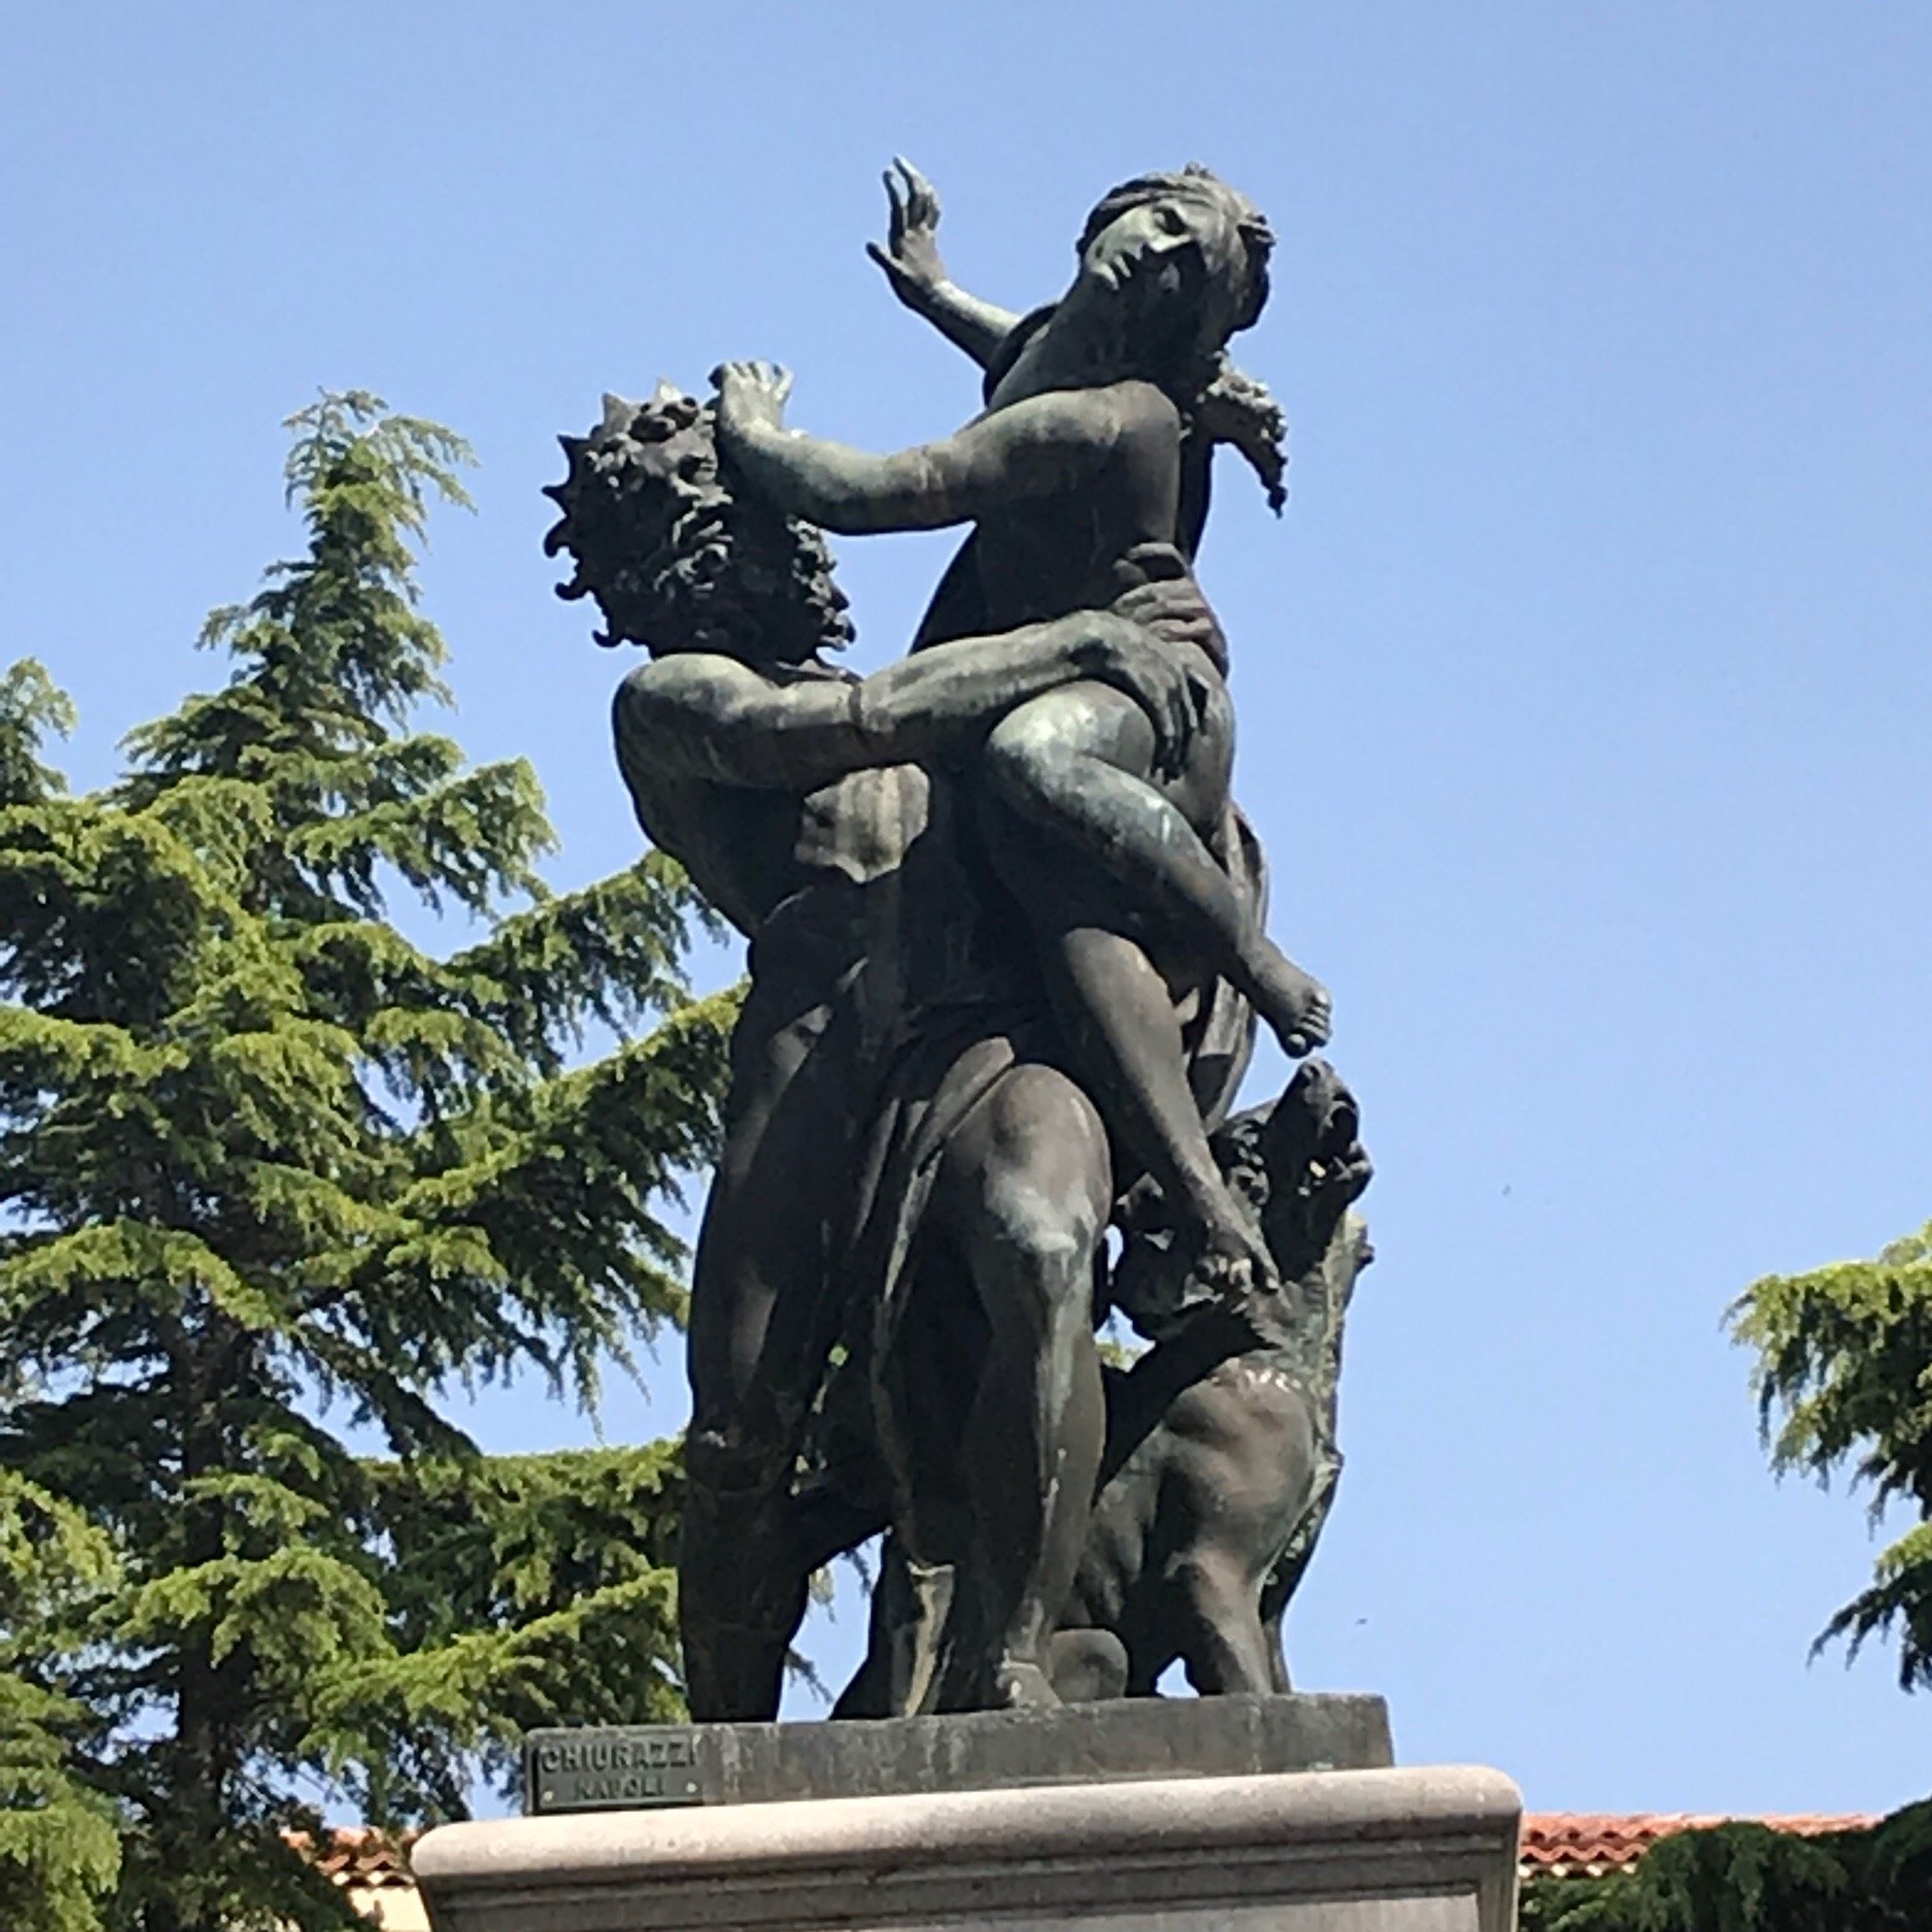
(867, 158, 1024, 372)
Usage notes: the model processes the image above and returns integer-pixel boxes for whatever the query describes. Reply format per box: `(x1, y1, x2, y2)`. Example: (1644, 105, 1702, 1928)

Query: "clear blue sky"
(4, 5, 1926, 1817)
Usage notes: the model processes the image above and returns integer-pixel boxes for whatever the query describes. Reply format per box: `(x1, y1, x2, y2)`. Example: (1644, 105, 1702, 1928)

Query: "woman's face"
(1074, 193, 1245, 345)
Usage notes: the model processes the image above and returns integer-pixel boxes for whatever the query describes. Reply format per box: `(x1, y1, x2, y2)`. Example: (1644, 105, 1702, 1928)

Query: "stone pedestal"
(524, 1693, 1393, 1813)
(414, 1762, 1521, 1931)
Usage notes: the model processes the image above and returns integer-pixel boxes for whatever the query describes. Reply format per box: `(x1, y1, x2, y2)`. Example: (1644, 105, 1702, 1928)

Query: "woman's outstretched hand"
(867, 157, 947, 308)
(711, 360, 793, 442)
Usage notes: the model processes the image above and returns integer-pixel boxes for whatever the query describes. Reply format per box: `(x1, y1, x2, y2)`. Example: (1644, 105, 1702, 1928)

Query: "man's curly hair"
(544, 385, 853, 664)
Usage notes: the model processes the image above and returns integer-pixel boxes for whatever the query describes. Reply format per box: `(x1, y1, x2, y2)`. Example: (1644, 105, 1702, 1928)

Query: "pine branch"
(1730, 1216, 1932, 1689)
(1, 393, 723, 1924)
(0, 661, 76, 809)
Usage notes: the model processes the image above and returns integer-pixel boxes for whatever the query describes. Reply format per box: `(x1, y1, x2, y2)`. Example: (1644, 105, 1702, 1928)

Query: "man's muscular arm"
(616, 595, 1208, 795)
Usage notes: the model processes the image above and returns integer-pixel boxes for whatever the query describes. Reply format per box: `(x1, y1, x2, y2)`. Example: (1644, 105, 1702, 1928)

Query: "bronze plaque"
(524, 1726, 708, 1812)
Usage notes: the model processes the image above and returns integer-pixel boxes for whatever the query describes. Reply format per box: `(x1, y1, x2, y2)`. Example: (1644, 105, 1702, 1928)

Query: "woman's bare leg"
(978, 677, 1327, 1293)
(1041, 921, 1273, 1289)
(981, 678, 1330, 1055)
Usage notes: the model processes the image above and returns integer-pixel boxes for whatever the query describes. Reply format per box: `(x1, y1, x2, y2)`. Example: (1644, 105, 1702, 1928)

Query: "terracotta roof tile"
(284, 1827, 420, 1890)
(284, 1830, 429, 1932)
(1519, 1811, 1878, 1879)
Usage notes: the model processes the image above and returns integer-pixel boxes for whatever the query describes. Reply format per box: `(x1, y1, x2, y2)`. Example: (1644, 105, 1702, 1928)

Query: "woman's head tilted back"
(986, 166, 1287, 518)
(1074, 164, 1274, 376)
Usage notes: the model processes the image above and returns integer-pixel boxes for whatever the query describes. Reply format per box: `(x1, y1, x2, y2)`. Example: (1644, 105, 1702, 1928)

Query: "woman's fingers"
(897, 156, 939, 230)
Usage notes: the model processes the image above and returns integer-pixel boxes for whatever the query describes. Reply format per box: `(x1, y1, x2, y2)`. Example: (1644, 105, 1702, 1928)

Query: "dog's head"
(1109, 1058, 1371, 1342)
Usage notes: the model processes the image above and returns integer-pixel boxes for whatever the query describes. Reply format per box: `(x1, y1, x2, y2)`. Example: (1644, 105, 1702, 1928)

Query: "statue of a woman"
(715, 163, 1330, 1317)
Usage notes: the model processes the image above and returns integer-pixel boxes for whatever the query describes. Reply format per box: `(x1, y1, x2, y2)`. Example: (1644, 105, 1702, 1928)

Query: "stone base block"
(414, 1763, 1521, 1931)
(525, 1693, 1391, 1813)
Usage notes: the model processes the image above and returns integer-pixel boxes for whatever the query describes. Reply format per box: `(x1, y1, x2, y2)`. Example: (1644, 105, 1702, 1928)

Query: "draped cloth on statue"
(841, 801, 1267, 1379)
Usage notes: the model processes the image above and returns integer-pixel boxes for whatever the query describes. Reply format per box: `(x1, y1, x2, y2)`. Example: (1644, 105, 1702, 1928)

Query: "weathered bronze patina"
(547, 160, 1372, 1725)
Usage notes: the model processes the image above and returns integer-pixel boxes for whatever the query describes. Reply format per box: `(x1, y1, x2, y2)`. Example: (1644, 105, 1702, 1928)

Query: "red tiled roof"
(1519, 1812, 1878, 1880)
(285, 1826, 419, 1891)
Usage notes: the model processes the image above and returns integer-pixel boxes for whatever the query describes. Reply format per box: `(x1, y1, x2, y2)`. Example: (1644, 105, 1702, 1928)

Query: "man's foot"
(1250, 945, 1332, 1059)
(1048, 1629, 1130, 1704)
(990, 1657, 1061, 1708)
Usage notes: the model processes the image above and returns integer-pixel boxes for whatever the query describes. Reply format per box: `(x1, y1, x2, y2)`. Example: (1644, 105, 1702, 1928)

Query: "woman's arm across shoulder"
(715, 362, 1178, 537)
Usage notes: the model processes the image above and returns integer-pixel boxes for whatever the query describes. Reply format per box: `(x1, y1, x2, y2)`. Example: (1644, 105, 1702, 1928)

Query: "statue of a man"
(591, 409, 1213, 1715)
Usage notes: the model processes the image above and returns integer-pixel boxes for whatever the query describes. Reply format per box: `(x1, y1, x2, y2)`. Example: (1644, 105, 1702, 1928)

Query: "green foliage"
(0, 662, 76, 810)
(1518, 1804, 1932, 1931)
(328, 1442, 689, 1817)
(0, 394, 731, 1932)
(1537, 1213, 1932, 1930)
(0, 1472, 122, 1932)
(1729, 1220, 1932, 1689)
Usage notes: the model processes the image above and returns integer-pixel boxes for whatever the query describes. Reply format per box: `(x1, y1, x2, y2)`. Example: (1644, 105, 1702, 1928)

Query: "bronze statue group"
(546, 161, 1373, 1722)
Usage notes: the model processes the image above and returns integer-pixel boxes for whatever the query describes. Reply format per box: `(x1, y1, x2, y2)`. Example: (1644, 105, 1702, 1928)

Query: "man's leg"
(926, 1062, 1112, 1707)
(680, 992, 858, 1721)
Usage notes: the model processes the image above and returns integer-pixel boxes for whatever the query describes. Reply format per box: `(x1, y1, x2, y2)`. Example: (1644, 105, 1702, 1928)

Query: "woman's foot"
(1249, 944, 1332, 1059)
